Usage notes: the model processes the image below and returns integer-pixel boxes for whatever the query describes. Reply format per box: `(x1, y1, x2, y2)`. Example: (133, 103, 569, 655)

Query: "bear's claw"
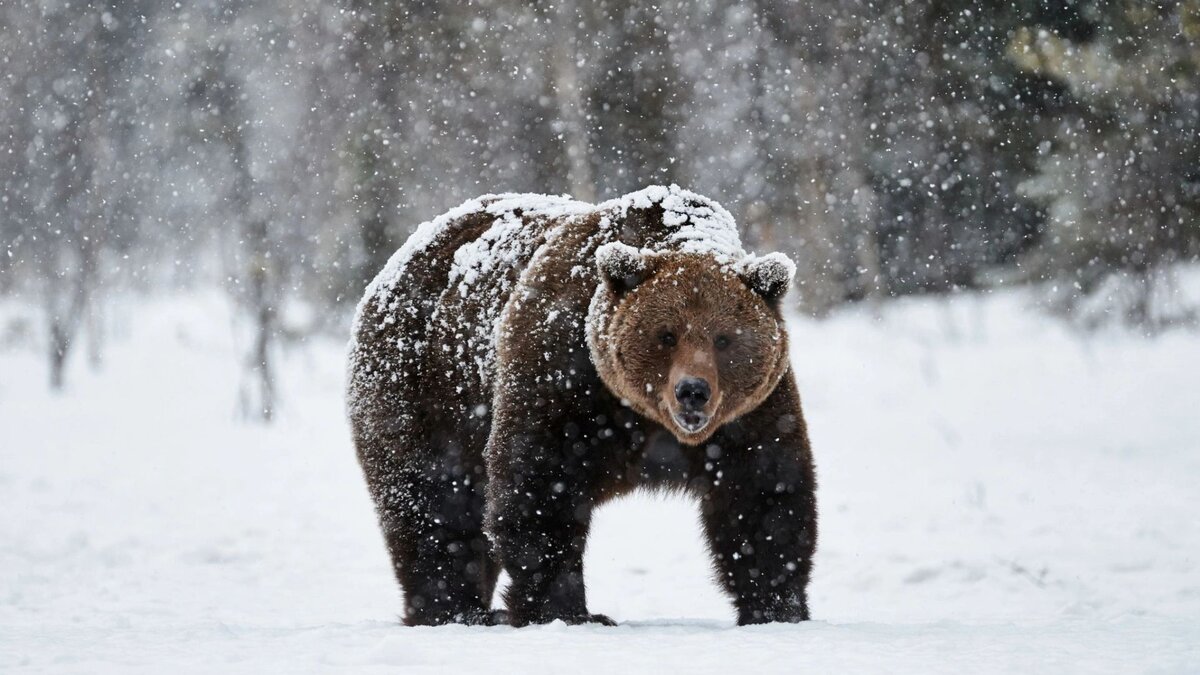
(571, 613, 617, 627)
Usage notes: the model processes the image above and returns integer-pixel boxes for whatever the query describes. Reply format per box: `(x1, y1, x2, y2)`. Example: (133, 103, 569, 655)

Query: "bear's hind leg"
(485, 426, 616, 627)
(375, 460, 500, 626)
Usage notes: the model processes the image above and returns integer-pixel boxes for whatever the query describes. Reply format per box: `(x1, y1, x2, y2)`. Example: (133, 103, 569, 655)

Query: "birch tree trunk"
(551, 0, 594, 202)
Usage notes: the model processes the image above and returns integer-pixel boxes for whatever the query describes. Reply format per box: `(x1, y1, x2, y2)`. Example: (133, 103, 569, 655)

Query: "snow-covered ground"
(2, 288, 1199, 673)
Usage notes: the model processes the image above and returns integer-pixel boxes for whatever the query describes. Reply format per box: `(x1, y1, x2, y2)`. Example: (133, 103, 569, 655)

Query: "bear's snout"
(663, 344, 722, 438)
(674, 377, 711, 411)
(672, 376, 712, 433)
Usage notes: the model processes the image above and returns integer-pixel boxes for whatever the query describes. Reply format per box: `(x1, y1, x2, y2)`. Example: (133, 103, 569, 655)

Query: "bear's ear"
(596, 242, 653, 294)
(738, 252, 796, 303)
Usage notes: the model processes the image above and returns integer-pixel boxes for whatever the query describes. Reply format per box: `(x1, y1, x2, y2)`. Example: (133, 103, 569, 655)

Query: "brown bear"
(347, 185, 817, 627)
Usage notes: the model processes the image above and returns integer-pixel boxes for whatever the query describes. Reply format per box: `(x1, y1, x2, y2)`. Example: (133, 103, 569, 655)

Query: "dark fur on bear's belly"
(347, 190, 817, 627)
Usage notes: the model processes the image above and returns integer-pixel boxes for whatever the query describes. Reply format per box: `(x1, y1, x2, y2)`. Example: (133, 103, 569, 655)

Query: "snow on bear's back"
(353, 193, 592, 331)
(446, 194, 595, 299)
(351, 185, 747, 340)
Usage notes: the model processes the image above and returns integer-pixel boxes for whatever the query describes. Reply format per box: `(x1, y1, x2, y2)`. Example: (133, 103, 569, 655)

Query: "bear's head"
(587, 242, 795, 445)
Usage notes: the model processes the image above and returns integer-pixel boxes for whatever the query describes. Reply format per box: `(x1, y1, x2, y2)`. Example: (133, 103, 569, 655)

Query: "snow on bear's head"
(588, 243, 795, 445)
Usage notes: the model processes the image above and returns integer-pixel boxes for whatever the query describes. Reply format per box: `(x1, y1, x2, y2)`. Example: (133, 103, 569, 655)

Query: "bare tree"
(31, 8, 103, 390)
(550, 0, 595, 202)
(187, 46, 280, 421)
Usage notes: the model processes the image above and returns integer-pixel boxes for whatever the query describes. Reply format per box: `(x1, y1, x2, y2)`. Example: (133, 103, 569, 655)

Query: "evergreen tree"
(1018, 1, 1200, 327)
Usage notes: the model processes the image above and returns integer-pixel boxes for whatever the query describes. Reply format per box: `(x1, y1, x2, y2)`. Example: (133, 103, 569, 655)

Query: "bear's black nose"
(674, 377, 711, 411)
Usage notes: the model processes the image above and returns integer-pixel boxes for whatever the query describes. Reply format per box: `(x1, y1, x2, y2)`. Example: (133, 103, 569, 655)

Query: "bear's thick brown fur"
(347, 185, 817, 627)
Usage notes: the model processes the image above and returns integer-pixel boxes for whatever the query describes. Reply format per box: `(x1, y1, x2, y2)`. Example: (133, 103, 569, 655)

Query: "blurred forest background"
(2, 0, 1199, 410)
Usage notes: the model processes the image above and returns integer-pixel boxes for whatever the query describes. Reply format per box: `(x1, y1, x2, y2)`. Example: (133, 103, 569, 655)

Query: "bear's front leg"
(486, 421, 616, 627)
(698, 375, 818, 625)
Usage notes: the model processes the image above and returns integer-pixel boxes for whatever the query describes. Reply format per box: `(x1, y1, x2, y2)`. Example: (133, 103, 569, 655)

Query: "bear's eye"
(659, 331, 677, 348)
(714, 335, 732, 351)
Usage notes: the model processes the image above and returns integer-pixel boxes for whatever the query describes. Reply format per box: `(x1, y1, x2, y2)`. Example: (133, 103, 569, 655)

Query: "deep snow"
(2, 288, 1199, 673)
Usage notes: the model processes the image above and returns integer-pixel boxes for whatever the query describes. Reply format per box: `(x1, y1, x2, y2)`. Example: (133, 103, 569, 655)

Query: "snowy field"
(2, 288, 1199, 673)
